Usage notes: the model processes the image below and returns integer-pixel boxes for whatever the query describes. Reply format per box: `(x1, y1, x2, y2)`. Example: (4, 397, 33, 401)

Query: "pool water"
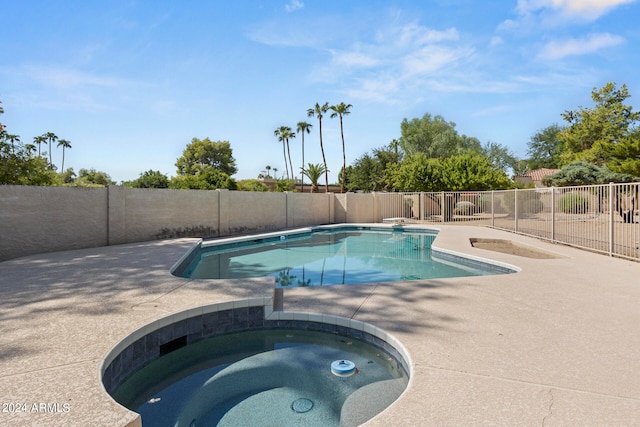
(176, 227, 511, 286)
(112, 329, 408, 427)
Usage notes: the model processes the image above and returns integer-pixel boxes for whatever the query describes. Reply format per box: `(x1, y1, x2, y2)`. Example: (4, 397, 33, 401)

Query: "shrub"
(453, 201, 476, 215)
(558, 193, 589, 214)
(522, 199, 544, 214)
(477, 195, 504, 213)
(503, 190, 544, 218)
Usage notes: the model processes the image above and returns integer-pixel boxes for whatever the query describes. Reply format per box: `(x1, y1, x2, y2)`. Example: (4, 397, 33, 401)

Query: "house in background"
(513, 168, 560, 188)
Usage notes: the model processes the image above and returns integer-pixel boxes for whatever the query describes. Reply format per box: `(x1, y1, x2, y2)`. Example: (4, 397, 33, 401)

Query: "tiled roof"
(515, 168, 560, 182)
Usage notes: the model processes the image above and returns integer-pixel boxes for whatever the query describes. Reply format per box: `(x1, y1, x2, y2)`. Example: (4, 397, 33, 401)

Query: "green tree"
(170, 169, 237, 190)
(75, 168, 115, 186)
(399, 113, 482, 158)
(301, 163, 327, 193)
(0, 103, 55, 185)
(296, 121, 312, 191)
(307, 102, 330, 192)
(385, 153, 444, 192)
(128, 170, 169, 188)
(43, 132, 58, 169)
(346, 153, 380, 192)
(330, 102, 352, 193)
(606, 127, 640, 177)
(24, 143, 36, 156)
(274, 126, 295, 180)
(4, 133, 20, 154)
(237, 179, 269, 191)
(481, 141, 519, 174)
(60, 168, 76, 184)
(346, 142, 401, 192)
(526, 124, 564, 169)
(33, 135, 46, 157)
(386, 152, 512, 192)
(57, 139, 71, 172)
(439, 153, 513, 191)
(559, 82, 640, 166)
(175, 138, 237, 177)
(542, 161, 635, 186)
(1, 133, 55, 185)
(274, 179, 295, 192)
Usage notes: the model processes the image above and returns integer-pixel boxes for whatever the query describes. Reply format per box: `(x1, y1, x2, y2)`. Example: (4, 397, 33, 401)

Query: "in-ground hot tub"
(101, 299, 411, 427)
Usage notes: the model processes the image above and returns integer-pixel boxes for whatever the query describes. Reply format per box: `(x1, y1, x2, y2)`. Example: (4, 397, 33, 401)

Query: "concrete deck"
(1, 225, 639, 426)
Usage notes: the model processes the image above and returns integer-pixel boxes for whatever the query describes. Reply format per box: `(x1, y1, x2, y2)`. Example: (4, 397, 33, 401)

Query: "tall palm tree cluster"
(32, 132, 72, 172)
(0, 101, 72, 173)
(273, 101, 351, 193)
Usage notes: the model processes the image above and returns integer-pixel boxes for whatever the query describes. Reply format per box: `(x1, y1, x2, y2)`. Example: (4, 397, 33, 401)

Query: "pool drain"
(291, 398, 314, 413)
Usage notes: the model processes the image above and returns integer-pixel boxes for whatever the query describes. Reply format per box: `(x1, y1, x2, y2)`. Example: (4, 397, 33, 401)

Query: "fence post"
(491, 191, 495, 227)
(609, 182, 615, 256)
(514, 188, 518, 233)
(441, 191, 445, 223)
(551, 187, 556, 242)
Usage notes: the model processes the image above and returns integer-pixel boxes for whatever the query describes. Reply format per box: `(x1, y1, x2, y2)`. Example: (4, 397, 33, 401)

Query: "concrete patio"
(1, 225, 639, 426)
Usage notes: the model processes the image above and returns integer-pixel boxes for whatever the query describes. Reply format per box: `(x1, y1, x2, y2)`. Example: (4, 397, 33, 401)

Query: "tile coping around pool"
(100, 296, 414, 424)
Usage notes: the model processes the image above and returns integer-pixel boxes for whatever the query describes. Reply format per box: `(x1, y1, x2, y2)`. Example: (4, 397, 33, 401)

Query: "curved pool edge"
(170, 223, 518, 281)
(99, 297, 414, 426)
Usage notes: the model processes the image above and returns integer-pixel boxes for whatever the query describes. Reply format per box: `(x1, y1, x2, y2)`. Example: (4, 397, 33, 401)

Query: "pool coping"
(1, 224, 639, 426)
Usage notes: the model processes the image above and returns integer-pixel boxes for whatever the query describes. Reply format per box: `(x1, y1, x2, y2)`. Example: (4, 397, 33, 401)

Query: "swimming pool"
(173, 225, 515, 286)
(110, 328, 409, 427)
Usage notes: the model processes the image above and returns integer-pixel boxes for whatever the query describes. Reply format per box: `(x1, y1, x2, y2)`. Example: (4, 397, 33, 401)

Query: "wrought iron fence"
(376, 183, 640, 261)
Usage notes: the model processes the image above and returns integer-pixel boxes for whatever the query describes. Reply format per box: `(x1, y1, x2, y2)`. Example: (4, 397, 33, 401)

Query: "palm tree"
(265, 165, 272, 178)
(274, 126, 295, 180)
(330, 102, 352, 193)
(296, 121, 312, 192)
(43, 132, 58, 169)
(33, 135, 46, 157)
(5, 134, 20, 154)
(57, 139, 72, 172)
(307, 102, 330, 192)
(25, 144, 36, 156)
(301, 163, 327, 193)
(285, 129, 295, 182)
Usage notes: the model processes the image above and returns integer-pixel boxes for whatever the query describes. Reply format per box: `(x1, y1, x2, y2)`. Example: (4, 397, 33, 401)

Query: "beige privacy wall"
(0, 186, 344, 261)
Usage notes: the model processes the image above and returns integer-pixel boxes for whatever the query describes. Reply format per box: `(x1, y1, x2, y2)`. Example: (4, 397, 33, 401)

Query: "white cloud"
(329, 23, 470, 102)
(344, 77, 401, 104)
(332, 51, 380, 68)
(396, 24, 459, 46)
(402, 45, 473, 77)
(285, 0, 304, 13)
(25, 65, 125, 89)
(539, 32, 625, 59)
(516, 0, 636, 20)
(489, 36, 504, 47)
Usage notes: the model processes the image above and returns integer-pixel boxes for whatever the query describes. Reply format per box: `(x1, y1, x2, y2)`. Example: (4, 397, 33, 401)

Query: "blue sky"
(1, 0, 639, 184)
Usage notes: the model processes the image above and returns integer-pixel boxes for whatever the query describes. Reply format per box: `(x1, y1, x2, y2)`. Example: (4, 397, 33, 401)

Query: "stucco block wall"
(224, 191, 287, 235)
(287, 193, 333, 227)
(109, 187, 219, 245)
(0, 185, 108, 261)
(334, 193, 376, 223)
(0, 186, 338, 261)
(346, 193, 376, 223)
